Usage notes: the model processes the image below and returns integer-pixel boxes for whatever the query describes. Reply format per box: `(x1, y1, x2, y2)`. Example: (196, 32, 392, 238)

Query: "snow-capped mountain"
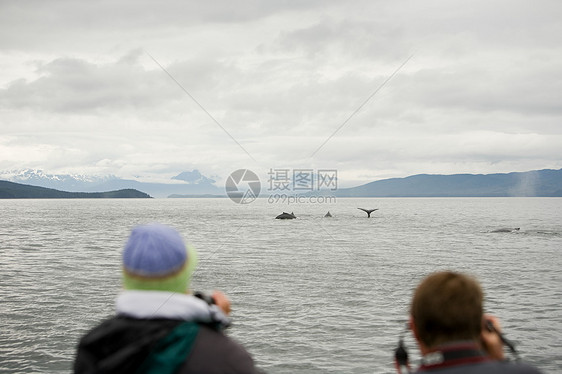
(171, 170, 216, 185)
(0, 169, 223, 198)
(0, 169, 116, 191)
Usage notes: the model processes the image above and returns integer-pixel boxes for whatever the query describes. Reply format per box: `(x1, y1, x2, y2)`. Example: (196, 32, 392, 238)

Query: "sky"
(1, 0, 561, 188)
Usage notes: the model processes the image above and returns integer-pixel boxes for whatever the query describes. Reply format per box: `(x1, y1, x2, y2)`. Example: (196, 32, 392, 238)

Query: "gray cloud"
(0, 0, 337, 51)
(1, 0, 561, 184)
(401, 64, 562, 118)
(0, 52, 181, 113)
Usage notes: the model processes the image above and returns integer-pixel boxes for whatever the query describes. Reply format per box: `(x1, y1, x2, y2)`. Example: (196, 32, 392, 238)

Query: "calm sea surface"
(1, 198, 561, 373)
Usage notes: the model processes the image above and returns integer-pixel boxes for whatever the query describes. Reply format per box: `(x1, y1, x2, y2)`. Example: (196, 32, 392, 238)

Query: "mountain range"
(0, 180, 150, 199)
(1, 168, 561, 198)
(0, 169, 221, 198)
(329, 168, 562, 197)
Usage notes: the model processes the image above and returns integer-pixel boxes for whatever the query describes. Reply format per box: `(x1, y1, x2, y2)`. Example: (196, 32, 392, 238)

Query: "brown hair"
(411, 271, 483, 347)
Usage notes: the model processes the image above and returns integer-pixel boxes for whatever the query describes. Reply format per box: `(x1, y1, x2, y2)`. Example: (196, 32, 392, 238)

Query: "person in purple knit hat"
(74, 223, 260, 373)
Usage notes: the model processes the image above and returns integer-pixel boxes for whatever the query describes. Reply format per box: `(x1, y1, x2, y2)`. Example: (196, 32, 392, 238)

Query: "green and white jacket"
(74, 291, 259, 374)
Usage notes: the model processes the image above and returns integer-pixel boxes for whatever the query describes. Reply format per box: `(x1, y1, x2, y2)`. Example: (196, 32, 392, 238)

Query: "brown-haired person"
(406, 271, 542, 373)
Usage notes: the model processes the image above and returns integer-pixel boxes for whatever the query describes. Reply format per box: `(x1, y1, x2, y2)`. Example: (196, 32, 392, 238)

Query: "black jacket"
(414, 343, 542, 374)
(74, 316, 259, 374)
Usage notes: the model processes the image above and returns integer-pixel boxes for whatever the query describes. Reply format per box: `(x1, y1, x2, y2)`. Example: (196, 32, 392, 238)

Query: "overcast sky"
(1, 0, 561, 187)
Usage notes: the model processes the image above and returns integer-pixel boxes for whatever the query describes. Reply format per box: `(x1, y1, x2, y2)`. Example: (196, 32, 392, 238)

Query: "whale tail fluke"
(358, 208, 378, 218)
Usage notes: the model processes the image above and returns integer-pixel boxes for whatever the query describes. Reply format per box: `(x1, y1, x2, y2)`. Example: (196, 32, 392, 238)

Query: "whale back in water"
(324, 211, 332, 217)
(276, 212, 296, 219)
(491, 227, 520, 233)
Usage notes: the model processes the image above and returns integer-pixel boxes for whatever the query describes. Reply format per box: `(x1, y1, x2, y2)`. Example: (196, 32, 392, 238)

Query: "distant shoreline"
(0, 180, 151, 199)
(2, 168, 561, 198)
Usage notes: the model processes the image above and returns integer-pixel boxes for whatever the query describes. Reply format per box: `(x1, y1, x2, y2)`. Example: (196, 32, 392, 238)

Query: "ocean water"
(0, 197, 561, 373)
